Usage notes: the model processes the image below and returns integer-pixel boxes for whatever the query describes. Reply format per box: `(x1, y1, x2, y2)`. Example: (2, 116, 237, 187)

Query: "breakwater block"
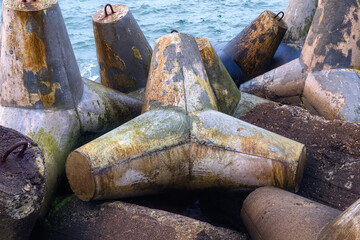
(241, 0, 360, 122)
(66, 32, 306, 201)
(222, 10, 287, 85)
(93, 4, 152, 93)
(242, 187, 360, 240)
(40, 196, 248, 240)
(241, 187, 341, 240)
(196, 93, 360, 229)
(0, 0, 143, 216)
(0, 125, 46, 240)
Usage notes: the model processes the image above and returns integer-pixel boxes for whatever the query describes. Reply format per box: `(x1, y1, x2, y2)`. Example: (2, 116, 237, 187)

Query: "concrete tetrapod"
(242, 187, 360, 240)
(221, 10, 287, 86)
(93, 4, 152, 93)
(0, 0, 142, 215)
(240, 0, 360, 122)
(0, 126, 46, 240)
(66, 32, 306, 201)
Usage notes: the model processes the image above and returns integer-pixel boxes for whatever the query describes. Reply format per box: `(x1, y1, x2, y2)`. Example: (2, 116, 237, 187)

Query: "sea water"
(0, 0, 288, 80)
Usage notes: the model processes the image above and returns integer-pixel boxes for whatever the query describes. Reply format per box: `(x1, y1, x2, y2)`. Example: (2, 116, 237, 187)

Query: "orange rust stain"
(114, 73, 136, 89)
(143, 35, 186, 113)
(2, 10, 47, 107)
(238, 136, 272, 159)
(271, 161, 296, 190)
(196, 38, 215, 67)
(92, 144, 189, 199)
(4, 0, 57, 12)
(38, 82, 61, 107)
(23, 33, 46, 73)
(8, 11, 47, 74)
(94, 25, 127, 89)
(226, 11, 287, 78)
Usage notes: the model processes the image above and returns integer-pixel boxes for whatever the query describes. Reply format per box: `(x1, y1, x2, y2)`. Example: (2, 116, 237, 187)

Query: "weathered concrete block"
(0, 0, 143, 215)
(300, 0, 360, 72)
(241, 187, 341, 240)
(0, 0, 83, 109)
(0, 126, 46, 240)
(302, 69, 360, 122)
(240, 0, 360, 122)
(66, 33, 306, 201)
(223, 10, 287, 83)
(240, 58, 306, 105)
(242, 187, 360, 240)
(93, 4, 152, 93)
(40, 196, 248, 240)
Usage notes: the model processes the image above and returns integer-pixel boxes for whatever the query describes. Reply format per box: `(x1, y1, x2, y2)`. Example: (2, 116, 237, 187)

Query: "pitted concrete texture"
(241, 187, 341, 240)
(319, 198, 360, 240)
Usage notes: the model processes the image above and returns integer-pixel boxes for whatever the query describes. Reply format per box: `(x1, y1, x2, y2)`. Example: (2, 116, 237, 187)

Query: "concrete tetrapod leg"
(0, 0, 143, 216)
(241, 187, 342, 240)
(222, 10, 287, 84)
(93, 4, 152, 93)
(318, 198, 360, 240)
(196, 37, 241, 115)
(40, 196, 248, 240)
(240, 59, 306, 105)
(302, 69, 360, 122)
(66, 32, 306, 201)
(282, 0, 317, 46)
(0, 126, 46, 240)
(241, 0, 360, 122)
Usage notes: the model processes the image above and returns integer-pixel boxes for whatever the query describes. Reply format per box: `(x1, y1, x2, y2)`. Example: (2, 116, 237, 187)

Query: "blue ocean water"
(0, 0, 288, 80)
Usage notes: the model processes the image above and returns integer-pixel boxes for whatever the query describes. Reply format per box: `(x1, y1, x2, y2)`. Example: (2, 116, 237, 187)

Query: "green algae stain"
(30, 126, 79, 173)
(137, 32, 144, 40)
(132, 47, 143, 60)
(31, 128, 61, 164)
(47, 195, 75, 219)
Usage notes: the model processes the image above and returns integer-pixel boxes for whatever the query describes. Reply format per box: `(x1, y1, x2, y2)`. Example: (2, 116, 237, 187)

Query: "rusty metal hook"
(104, 4, 115, 17)
(1, 141, 29, 162)
(274, 11, 284, 22)
(171, 30, 179, 33)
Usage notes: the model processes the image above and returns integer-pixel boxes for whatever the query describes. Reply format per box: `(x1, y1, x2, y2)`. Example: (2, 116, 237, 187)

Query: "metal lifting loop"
(171, 30, 179, 33)
(1, 141, 29, 162)
(274, 11, 284, 22)
(104, 4, 115, 17)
